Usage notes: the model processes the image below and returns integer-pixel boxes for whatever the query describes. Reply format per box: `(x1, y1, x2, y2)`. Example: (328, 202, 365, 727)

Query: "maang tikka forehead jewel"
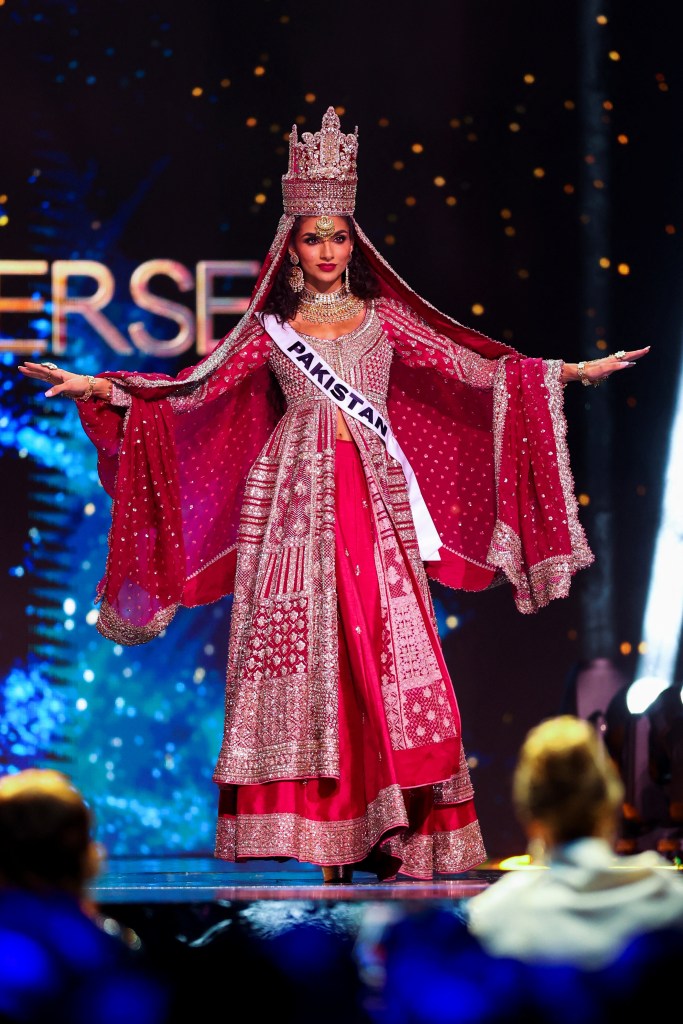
(281, 106, 359, 218)
(314, 215, 336, 240)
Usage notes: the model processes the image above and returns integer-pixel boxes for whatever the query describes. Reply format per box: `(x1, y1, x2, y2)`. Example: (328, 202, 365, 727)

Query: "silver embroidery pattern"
(381, 817, 486, 877)
(433, 744, 475, 805)
(378, 297, 501, 387)
(214, 784, 486, 874)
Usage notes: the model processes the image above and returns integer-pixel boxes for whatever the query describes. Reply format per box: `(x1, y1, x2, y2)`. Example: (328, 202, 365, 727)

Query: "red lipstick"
(317, 263, 336, 271)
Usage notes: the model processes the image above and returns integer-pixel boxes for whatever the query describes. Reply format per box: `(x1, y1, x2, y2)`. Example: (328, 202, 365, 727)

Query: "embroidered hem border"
(96, 598, 179, 646)
(214, 783, 486, 877)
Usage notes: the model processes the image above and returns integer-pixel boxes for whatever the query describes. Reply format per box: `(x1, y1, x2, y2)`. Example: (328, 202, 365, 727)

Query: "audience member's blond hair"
(512, 715, 624, 849)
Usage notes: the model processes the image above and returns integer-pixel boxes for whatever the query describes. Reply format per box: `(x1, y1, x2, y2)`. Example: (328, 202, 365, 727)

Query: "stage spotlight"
(626, 676, 672, 715)
(633, 338, 683, 701)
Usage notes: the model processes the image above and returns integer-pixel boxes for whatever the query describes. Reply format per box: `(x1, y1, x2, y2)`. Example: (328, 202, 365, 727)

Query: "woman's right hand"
(17, 361, 106, 400)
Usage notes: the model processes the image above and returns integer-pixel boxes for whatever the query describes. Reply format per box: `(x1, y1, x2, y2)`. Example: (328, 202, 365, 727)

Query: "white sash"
(260, 313, 442, 561)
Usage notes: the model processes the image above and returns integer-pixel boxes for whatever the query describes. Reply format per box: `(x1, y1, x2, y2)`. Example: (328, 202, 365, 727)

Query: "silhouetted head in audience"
(512, 715, 624, 852)
(0, 769, 102, 901)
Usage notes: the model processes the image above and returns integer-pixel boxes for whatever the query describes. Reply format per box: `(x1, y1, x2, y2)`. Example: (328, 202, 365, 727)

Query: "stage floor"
(84, 859, 511, 1023)
(91, 857, 503, 904)
(88, 855, 683, 1022)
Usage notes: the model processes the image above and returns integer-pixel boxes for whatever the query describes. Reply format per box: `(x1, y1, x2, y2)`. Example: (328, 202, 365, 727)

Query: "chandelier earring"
(287, 251, 304, 293)
(344, 263, 350, 291)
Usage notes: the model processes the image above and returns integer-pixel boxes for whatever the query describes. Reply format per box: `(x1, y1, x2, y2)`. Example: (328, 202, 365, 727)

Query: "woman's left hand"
(562, 346, 650, 386)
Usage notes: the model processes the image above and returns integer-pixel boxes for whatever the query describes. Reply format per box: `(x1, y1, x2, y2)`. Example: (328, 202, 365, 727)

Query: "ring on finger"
(613, 350, 626, 360)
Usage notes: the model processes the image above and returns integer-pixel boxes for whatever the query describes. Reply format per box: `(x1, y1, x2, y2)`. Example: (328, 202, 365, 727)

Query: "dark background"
(1, 0, 681, 860)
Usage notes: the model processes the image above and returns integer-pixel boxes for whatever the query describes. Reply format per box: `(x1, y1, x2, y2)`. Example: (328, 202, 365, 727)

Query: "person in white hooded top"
(465, 714, 683, 970)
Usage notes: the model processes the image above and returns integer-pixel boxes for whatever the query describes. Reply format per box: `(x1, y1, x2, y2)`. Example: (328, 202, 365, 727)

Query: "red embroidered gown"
(76, 223, 593, 879)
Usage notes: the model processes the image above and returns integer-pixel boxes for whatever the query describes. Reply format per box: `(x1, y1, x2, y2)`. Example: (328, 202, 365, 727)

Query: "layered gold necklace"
(298, 285, 365, 324)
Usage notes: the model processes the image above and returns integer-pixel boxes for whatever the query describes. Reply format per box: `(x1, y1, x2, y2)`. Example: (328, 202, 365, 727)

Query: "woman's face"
(289, 216, 353, 293)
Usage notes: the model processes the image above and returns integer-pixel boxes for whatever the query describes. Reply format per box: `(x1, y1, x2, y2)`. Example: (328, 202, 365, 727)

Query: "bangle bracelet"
(577, 361, 600, 388)
(73, 375, 96, 402)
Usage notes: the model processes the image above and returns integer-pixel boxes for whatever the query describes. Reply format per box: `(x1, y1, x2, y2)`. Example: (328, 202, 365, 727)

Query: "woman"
(18, 107, 648, 883)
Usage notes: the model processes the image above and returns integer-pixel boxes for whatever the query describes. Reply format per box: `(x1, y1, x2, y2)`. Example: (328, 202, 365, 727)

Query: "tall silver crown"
(282, 106, 359, 217)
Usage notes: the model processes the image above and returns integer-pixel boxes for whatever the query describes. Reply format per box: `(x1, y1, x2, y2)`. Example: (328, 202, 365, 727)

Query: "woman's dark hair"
(262, 217, 381, 323)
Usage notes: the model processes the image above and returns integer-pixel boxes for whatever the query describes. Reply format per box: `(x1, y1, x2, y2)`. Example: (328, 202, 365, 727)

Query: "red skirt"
(216, 439, 485, 878)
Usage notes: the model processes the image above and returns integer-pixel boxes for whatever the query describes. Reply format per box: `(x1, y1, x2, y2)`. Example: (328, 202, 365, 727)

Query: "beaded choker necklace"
(298, 285, 365, 324)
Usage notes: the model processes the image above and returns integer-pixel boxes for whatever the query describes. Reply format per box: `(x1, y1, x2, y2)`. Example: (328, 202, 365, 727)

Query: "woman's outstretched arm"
(18, 361, 114, 402)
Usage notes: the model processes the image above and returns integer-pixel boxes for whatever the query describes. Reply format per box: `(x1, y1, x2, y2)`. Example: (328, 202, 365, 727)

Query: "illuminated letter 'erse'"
(0, 259, 260, 357)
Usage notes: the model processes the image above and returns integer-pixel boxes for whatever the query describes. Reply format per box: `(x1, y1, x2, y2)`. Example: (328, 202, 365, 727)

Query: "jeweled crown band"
(282, 178, 357, 217)
(281, 106, 358, 217)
